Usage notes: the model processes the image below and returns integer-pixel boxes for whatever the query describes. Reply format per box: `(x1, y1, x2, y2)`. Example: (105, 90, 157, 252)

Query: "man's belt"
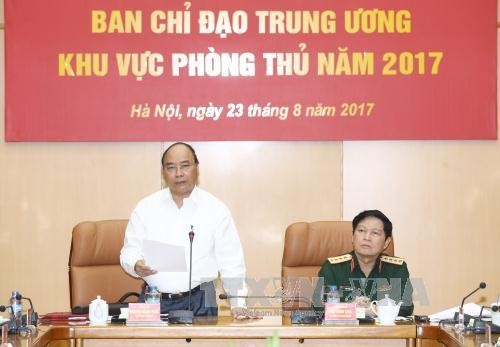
(160, 285, 201, 300)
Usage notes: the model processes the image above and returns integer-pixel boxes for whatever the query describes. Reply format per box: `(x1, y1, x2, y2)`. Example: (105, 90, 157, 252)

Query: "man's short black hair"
(352, 210, 393, 239)
(161, 142, 199, 167)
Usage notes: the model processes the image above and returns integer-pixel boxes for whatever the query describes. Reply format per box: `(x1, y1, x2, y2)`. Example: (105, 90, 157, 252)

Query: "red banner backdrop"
(4, 0, 497, 141)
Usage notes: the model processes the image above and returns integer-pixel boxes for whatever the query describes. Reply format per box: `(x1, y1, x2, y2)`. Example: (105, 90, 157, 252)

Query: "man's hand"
(231, 307, 262, 320)
(134, 260, 157, 277)
(353, 296, 376, 317)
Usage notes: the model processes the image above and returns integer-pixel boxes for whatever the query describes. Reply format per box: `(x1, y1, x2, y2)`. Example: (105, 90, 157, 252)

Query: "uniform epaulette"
(328, 254, 352, 264)
(380, 255, 404, 265)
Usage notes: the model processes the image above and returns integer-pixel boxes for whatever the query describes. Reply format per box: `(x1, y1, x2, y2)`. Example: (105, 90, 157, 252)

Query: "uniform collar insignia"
(328, 253, 352, 265)
(380, 255, 404, 265)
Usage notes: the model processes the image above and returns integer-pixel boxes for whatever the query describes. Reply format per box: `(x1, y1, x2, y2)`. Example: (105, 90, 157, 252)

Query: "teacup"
(89, 295, 108, 325)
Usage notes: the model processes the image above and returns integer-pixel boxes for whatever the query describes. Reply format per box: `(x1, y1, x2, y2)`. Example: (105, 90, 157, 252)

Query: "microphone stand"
(454, 282, 486, 332)
(188, 227, 194, 312)
(169, 226, 195, 324)
(20, 296, 38, 327)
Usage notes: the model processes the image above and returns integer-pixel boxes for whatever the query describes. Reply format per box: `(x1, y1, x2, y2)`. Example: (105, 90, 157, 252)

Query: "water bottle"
(145, 286, 161, 304)
(326, 285, 340, 303)
(10, 290, 23, 329)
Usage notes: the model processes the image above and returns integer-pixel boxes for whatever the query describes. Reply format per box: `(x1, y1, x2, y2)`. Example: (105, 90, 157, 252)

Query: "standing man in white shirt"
(120, 142, 249, 318)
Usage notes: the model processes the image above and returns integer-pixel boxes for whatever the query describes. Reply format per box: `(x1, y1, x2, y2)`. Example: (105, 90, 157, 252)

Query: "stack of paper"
(39, 312, 89, 325)
(429, 303, 491, 322)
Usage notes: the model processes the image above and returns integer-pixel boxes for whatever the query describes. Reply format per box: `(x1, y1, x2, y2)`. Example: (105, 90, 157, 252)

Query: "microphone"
(169, 226, 195, 324)
(0, 305, 14, 315)
(188, 226, 195, 311)
(1, 304, 17, 333)
(467, 305, 500, 334)
(461, 282, 486, 309)
(19, 295, 38, 327)
(453, 282, 486, 326)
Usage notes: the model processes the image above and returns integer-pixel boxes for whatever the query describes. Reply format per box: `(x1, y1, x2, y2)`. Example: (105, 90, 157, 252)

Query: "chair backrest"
(281, 221, 394, 309)
(68, 220, 143, 309)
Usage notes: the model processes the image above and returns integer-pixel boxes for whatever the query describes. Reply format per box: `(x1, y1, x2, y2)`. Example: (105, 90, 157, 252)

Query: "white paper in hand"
(143, 240, 187, 272)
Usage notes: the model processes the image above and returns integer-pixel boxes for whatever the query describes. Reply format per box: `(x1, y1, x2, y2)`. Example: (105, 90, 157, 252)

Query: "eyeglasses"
(164, 162, 195, 174)
(354, 228, 384, 238)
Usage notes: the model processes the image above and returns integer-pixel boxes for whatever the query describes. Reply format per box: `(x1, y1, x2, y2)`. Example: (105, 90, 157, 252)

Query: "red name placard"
(324, 302, 358, 324)
(127, 303, 161, 322)
(4, 0, 496, 141)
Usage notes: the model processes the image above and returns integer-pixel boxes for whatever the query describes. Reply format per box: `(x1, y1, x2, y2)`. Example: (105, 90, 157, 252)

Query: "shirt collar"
(188, 186, 201, 206)
(165, 186, 200, 208)
(350, 251, 383, 274)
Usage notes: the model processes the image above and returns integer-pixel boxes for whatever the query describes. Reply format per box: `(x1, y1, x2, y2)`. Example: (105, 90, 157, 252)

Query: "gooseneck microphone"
(20, 295, 33, 309)
(453, 281, 487, 327)
(460, 282, 486, 310)
(0, 305, 14, 315)
(168, 226, 195, 324)
(188, 226, 195, 311)
(19, 294, 38, 326)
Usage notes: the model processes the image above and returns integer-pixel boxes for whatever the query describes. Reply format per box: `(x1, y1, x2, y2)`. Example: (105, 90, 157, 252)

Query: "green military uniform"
(313, 251, 414, 317)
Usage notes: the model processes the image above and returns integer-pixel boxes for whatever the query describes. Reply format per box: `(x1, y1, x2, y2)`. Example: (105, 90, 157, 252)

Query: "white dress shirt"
(120, 186, 247, 307)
